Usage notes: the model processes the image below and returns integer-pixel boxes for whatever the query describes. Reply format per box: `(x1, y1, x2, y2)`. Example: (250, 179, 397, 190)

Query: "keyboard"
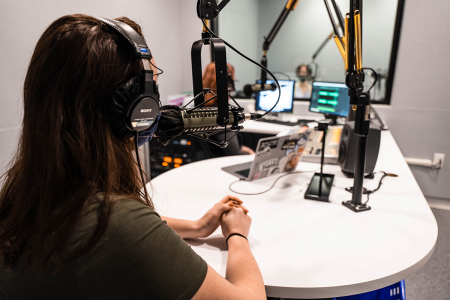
(235, 168, 250, 178)
(369, 107, 389, 130)
(255, 118, 316, 126)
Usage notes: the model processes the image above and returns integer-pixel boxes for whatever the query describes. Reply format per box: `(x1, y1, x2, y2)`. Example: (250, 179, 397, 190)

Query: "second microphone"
(243, 82, 277, 97)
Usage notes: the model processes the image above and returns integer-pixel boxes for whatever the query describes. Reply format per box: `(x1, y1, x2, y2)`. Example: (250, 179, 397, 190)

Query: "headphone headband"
(98, 17, 161, 138)
(97, 17, 153, 60)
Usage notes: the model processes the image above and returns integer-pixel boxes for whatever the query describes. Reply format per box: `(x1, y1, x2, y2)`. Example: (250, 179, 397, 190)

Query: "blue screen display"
(309, 82, 350, 117)
(255, 80, 295, 113)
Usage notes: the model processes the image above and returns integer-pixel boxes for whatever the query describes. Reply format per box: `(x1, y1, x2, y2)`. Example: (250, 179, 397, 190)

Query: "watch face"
(129, 96, 160, 131)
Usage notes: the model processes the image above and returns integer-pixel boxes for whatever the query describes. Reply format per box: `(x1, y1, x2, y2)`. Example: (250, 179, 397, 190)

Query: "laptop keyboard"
(235, 169, 250, 178)
(256, 118, 315, 126)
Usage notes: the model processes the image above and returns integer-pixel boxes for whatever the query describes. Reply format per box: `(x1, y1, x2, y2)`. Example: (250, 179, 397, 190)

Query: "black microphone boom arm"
(311, 20, 341, 62)
(192, 38, 229, 127)
(260, 0, 300, 86)
(262, 0, 300, 53)
(197, 0, 231, 20)
(189, 0, 261, 148)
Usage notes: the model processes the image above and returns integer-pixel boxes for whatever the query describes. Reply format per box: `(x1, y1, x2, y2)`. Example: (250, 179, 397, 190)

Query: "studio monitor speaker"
(338, 122, 381, 177)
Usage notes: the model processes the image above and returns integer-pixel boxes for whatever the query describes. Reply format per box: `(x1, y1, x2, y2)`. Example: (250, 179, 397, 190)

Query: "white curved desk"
(149, 131, 437, 299)
(241, 118, 320, 135)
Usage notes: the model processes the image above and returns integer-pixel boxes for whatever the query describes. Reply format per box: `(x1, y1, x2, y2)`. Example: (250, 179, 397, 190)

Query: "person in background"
(0, 14, 266, 300)
(294, 64, 313, 99)
(202, 62, 236, 105)
(202, 62, 255, 156)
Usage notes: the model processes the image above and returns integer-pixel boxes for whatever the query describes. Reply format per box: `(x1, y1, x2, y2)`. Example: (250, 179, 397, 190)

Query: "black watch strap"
(226, 233, 248, 245)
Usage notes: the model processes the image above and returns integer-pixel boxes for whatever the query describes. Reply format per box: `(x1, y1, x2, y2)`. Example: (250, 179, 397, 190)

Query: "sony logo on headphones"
(141, 109, 153, 113)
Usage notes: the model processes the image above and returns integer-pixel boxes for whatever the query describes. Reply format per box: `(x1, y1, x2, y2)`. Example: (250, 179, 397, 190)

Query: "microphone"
(154, 105, 261, 147)
(182, 107, 259, 132)
(243, 83, 277, 96)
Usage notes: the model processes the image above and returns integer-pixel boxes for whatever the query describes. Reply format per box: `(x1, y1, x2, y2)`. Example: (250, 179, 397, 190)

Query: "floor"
(405, 207, 450, 300)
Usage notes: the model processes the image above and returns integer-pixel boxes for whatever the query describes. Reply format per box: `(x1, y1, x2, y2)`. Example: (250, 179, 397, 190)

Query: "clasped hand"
(195, 195, 248, 238)
(162, 195, 249, 239)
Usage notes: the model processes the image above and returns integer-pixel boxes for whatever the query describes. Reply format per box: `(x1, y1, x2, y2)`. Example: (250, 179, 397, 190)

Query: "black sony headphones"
(98, 18, 161, 139)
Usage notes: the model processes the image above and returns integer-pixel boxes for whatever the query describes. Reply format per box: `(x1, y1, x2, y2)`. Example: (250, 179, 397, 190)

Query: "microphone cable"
(228, 169, 317, 196)
(345, 171, 398, 205)
(200, 14, 281, 117)
(149, 60, 164, 76)
(135, 132, 150, 202)
(361, 67, 379, 93)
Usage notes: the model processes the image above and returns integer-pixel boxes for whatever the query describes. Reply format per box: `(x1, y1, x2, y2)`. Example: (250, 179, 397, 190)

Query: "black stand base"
(323, 114, 338, 125)
(304, 173, 334, 202)
(304, 120, 334, 203)
(342, 200, 371, 212)
(341, 171, 375, 179)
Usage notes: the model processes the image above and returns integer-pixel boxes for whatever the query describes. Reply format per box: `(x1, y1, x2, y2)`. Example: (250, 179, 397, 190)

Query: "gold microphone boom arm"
(323, 0, 381, 213)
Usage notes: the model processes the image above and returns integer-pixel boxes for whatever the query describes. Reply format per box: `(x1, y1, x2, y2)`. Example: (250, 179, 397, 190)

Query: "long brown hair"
(0, 14, 153, 270)
(202, 62, 235, 106)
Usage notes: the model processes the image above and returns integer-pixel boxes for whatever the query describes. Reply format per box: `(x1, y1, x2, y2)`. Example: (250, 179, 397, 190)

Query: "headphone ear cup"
(153, 81, 160, 100)
(110, 76, 141, 139)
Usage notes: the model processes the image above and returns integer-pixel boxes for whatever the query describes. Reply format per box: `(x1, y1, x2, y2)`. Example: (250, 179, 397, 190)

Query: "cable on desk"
(229, 170, 317, 196)
(345, 171, 398, 204)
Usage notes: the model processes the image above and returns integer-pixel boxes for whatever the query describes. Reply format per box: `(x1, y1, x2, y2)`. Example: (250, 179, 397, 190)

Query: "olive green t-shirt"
(0, 198, 207, 300)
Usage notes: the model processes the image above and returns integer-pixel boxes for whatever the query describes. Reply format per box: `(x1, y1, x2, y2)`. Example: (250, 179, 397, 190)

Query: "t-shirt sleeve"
(75, 200, 207, 300)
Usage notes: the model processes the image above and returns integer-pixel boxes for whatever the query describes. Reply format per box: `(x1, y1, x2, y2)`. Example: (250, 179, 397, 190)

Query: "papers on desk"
(276, 123, 316, 137)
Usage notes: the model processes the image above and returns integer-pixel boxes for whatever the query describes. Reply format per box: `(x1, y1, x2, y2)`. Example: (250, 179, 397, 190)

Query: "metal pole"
(319, 129, 327, 197)
(347, 0, 355, 74)
(330, 0, 345, 35)
(323, 0, 341, 38)
(312, 31, 334, 61)
(351, 135, 367, 205)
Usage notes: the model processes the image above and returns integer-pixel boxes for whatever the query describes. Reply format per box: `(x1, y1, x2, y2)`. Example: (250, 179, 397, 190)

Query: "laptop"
(222, 132, 311, 181)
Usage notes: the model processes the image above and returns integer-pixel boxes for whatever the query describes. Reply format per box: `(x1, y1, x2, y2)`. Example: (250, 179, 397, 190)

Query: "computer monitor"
(309, 81, 350, 117)
(255, 80, 295, 113)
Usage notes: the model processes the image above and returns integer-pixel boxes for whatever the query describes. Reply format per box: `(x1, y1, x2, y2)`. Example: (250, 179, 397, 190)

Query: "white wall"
(0, 0, 191, 173)
(179, 0, 212, 94)
(218, 0, 260, 91)
(375, 0, 450, 201)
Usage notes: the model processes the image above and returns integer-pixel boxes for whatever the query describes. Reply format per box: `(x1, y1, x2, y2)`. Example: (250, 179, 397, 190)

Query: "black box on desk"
(338, 122, 381, 177)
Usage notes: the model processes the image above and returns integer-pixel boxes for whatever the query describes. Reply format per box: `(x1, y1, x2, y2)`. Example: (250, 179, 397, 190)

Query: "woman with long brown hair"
(0, 14, 265, 299)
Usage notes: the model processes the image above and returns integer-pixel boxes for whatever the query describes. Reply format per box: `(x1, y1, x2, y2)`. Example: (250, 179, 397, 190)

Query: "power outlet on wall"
(433, 153, 445, 169)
